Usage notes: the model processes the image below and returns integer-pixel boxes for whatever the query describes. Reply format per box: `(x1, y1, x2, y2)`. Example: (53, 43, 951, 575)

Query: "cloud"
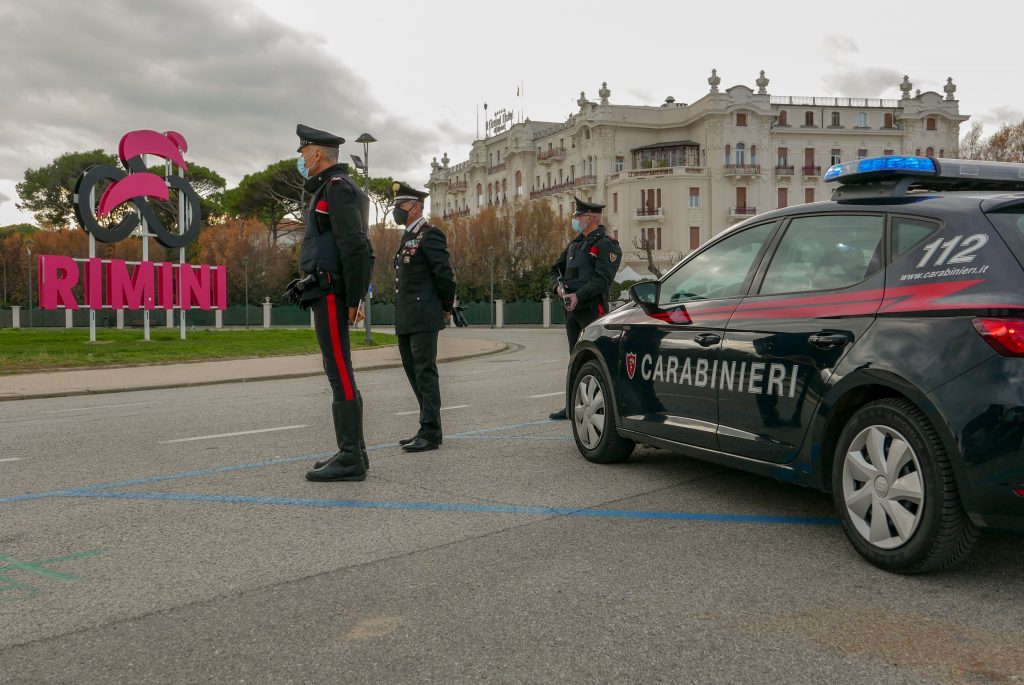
(822, 35, 859, 63)
(825, 67, 905, 98)
(0, 0, 438, 188)
(0, 188, 10, 205)
(975, 106, 1024, 126)
(817, 35, 900, 97)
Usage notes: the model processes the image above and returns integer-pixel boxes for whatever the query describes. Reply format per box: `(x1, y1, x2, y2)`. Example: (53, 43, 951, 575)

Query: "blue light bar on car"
(825, 156, 937, 182)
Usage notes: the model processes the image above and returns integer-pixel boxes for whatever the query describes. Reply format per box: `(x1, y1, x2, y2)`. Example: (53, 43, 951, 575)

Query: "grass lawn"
(0, 328, 397, 374)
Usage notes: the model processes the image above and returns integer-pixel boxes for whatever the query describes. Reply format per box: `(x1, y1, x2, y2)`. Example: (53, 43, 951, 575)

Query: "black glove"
(283, 278, 301, 305)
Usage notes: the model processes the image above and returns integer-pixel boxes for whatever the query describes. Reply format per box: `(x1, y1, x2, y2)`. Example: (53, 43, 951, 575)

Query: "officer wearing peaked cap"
(287, 123, 375, 482)
(391, 181, 457, 452)
(548, 195, 622, 420)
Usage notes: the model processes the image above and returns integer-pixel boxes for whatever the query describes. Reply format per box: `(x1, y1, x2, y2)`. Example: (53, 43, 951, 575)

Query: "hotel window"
(857, 112, 867, 127)
(613, 229, 619, 240)
(615, 156, 624, 173)
(804, 188, 814, 204)
(689, 227, 700, 250)
(778, 187, 788, 209)
(689, 187, 700, 208)
(736, 112, 747, 126)
(724, 144, 731, 165)
(735, 143, 745, 166)
(916, 148, 921, 156)
(858, 148, 868, 159)
(939, 148, 945, 157)
(645, 226, 662, 250)
(476, 184, 483, 207)
(777, 147, 789, 167)
(750, 145, 757, 165)
(612, 192, 618, 212)
(496, 150, 501, 163)
(831, 112, 841, 127)
(926, 117, 937, 131)
(778, 110, 788, 126)
(805, 111, 815, 126)
(926, 146, 934, 156)
(830, 148, 842, 166)
(883, 149, 893, 156)
(884, 113, 894, 128)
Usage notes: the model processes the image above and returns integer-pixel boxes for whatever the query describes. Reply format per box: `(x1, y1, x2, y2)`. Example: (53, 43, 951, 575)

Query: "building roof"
(632, 140, 699, 152)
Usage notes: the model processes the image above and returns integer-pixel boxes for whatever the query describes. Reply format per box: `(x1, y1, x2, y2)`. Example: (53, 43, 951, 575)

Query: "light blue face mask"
(571, 217, 582, 234)
(297, 154, 310, 179)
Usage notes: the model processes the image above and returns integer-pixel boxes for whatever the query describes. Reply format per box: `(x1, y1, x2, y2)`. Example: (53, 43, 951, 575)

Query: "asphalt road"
(1, 328, 1022, 684)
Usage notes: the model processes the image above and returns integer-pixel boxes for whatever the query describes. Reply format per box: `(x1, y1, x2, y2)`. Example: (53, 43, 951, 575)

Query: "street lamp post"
(242, 256, 249, 329)
(2, 256, 7, 305)
(25, 240, 33, 328)
(355, 132, 377, 345)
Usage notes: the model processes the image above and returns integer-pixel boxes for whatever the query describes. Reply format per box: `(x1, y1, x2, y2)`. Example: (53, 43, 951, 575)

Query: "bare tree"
(960, 121, 985, 160)
(632, 235, 663, 278)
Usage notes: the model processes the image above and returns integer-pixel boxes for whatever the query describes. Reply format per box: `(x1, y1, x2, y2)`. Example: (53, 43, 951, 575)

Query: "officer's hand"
(348, 306, 363, 324)
(444, 311, 452, 324)
(555, 285, 566, 299)
(565, 293, 579, 312)
(283, 279, 300, 305)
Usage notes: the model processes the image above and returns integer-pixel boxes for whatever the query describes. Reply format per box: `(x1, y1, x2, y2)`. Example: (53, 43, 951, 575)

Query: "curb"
(0, 342, 510, 402)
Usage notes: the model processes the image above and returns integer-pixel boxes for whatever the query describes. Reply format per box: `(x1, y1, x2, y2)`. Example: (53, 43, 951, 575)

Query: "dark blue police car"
(567, 156, 1024, 573)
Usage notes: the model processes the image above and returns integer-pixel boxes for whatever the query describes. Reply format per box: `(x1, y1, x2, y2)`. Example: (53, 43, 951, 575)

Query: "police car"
(567, 156, 1024, 573)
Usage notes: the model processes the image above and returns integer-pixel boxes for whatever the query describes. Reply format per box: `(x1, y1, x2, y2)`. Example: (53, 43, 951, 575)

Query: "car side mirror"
(628, 281, 659, 313)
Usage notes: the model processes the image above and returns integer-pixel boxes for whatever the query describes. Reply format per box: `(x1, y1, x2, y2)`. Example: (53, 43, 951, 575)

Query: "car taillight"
(972, 318, 1024, 356)
(1014, 485, 1024, 498)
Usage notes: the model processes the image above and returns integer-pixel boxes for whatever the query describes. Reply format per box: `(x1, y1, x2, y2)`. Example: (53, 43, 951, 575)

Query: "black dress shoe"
(402, 437, 439, 452)
(398, 436, 418, 446)
(306, 453, 366, 482)
(548, 408, 568, 420)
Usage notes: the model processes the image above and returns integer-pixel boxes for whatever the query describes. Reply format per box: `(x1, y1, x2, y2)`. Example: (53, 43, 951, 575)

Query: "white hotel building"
(426, 70, 968, 270)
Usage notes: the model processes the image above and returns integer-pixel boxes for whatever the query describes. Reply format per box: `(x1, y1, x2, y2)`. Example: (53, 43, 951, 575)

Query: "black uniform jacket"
(549, 225, 622, 307)
(394, 221, 457, 335)
(299, 163, 371, 308)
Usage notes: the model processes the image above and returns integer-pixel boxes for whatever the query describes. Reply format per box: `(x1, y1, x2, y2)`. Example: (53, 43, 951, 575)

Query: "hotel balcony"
(488, 162, 507, 174)
(447, 180, 467, 192)
(728, 206, 757, 220)
(633, 206, 665, 222)
(536, 147, 566, 164)
(722, 164, 761, 177)
(627, 166, 704, 178)
(774, 165, 795, 176)
(574, 175, 597, 188)
(802, 165, 822, 178)
(528, 181, 575, 200)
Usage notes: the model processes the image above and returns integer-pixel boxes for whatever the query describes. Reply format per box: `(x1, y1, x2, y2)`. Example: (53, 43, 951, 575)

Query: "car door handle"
(808, 333, 850, 349)
(694, 333, 721, 347)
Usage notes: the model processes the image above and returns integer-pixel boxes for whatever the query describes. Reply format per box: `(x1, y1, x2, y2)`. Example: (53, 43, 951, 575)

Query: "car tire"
(831, 398, 979, 574)
(570, 360, 635, 464)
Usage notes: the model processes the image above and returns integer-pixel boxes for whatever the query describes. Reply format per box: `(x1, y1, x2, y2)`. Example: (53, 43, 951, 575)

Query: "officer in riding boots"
(391, 181, 457, 452)
(287, 124, 373, 481)
(548, 196, 622, 420)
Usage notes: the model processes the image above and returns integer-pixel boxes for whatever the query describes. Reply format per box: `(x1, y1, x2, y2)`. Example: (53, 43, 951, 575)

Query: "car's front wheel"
(832, 398, 978, 574)
(571, 360, 635, 464)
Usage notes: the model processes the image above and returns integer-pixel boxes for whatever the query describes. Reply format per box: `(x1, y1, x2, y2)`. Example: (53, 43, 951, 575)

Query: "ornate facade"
(427, 71, 968, 270)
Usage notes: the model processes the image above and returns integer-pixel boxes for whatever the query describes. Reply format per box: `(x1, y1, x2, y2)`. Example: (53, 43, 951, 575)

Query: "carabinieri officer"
(291, 124, 373, 482)
(548, 196, 622, 420)
(392, 181, 456, 452)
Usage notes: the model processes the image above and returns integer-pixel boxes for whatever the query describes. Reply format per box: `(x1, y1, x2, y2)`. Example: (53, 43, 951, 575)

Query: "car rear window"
(986, 211, 1024, 263)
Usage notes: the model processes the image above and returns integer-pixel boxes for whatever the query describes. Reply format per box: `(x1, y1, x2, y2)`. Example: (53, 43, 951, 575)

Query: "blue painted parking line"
(57, 489, 839, 526)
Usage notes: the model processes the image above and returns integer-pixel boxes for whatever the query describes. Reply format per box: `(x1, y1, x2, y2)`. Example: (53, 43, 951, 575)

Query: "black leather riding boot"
(313, 392, 370, 471)
(306, 400, 366, 482)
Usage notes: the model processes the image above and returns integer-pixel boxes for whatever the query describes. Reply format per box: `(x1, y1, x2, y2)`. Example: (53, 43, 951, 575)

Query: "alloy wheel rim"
(574, 375, 605, 450)
(842, 424, 925, 549)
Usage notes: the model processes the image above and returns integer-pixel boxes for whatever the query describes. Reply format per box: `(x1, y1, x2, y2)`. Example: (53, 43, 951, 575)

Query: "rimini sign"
(39, 131, 225, 332)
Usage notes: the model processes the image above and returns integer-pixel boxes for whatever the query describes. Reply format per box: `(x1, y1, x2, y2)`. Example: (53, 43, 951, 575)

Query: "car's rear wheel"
(571, 360, 635, 464)
(832, 398, 978, 574)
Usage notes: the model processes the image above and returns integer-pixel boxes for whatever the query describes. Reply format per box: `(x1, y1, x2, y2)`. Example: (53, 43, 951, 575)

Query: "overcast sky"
(2, 0, 1022, 226)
